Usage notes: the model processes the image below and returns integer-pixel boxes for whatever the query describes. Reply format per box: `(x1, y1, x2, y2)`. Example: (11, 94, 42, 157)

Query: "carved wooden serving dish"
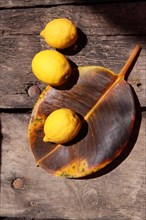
(28, 45, 141, 178)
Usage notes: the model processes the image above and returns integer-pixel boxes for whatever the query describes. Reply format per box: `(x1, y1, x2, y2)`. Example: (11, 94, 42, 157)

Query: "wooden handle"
(120, 44, 141, 79)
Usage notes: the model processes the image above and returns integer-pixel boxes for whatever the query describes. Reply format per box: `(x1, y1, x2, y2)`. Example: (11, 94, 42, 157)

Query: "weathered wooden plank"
(0, 35, 46, 109)
(1, 35, 145, 108)
(1, 3, 146, 35)
(0, 112, 145, 219)
(0, 3, 146, 109)
(0, 0, 138, 9)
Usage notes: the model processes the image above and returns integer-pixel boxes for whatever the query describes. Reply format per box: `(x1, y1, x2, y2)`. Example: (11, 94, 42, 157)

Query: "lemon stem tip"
(40, 29, 45, 38)
(43, 135, 49, 142)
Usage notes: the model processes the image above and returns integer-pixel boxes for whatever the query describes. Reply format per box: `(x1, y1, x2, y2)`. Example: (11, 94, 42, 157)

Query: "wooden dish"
(28, 45, 141, 178)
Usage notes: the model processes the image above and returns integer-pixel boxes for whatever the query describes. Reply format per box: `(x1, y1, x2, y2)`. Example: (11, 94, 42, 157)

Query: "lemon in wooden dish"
(40, 18, 78, 49)
(32, 50, 71, 86)
(43, 108, 82, 144)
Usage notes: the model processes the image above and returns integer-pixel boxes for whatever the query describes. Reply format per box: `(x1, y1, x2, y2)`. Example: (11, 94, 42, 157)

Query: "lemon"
(40, 18, 78, 49)
(43, 108, 82, 144)
(32, 50, 71, 86)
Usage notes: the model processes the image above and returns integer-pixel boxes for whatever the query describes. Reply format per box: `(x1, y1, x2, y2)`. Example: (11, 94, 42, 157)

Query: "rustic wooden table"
(0, 0, 146, 219)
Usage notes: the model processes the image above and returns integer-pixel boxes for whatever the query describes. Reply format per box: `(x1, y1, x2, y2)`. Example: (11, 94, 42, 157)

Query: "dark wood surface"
(0, 0, 140, 9)
(1, 2, 146, 108)
(0, 1, 146, 219)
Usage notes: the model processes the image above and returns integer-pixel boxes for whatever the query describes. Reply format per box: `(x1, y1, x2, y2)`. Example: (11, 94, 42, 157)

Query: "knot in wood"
(27, 85, 41, 97)
(12, 178, 24, 190)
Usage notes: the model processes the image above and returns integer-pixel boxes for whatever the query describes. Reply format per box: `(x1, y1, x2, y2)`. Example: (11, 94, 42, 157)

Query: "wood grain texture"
(0, 0, 137, 9)
(0, 1, 146, 219)
(0, 113, 145, 219)
(0, 2, 146, 108)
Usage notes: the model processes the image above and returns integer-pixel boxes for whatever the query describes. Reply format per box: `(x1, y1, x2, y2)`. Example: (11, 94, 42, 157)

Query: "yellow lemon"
(40, 18, 78, 49)
(32, 50, 71, 86)
(43, 108, 82, 144)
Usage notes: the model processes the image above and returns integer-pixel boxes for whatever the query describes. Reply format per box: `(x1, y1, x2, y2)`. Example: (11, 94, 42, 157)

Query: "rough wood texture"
(0, 1, 146, 219)
(0, 112, 145, 219)
(0, 0, 137, 9)
(0, 2, 146, 108)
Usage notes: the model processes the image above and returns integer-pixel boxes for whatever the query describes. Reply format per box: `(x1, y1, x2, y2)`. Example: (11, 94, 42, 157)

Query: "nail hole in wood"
(137, 83, 142, 87)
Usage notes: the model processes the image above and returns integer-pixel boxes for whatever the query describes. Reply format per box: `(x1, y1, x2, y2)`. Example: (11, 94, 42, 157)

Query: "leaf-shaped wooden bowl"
(28, 45, 141, 178)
